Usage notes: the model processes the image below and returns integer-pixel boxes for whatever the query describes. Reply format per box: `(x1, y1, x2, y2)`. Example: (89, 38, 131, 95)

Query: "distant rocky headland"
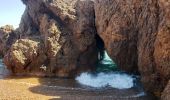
(0, 0, 169, 99)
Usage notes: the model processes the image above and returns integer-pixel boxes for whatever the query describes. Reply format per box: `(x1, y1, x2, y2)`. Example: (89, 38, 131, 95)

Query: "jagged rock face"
(161, 80, 170, 100)
(4, 0, 98, 77)
(4, 39, 46, 74)
(95, 0, 139, 73)
(0, 25, 17, 56)
(3, 0, 170, 98)
(95, 0, 170, 96)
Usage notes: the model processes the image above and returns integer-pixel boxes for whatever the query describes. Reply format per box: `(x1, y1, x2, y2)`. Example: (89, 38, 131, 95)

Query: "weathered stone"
(161, 80, 170, 100)
(4, 0, 98, 77)
(0, 25, 17, 56)
(95, 0, 139, 73)
(2, 0, 170, 98)
(94, 0, 170, 97)
(3, 39, 46, 73)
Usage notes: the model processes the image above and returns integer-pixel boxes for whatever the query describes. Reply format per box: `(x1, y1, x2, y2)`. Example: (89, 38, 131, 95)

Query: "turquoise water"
(0, 59, 9, 78)
(0, 59, 3, 67)
(96, 51, 117, 72)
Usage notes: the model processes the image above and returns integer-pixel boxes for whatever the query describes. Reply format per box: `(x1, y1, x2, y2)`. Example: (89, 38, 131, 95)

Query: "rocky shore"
(0, 0, 169, 99)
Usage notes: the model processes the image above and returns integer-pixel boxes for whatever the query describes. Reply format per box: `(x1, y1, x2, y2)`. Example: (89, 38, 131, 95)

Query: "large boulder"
(0, 25, 17, 56)
(4, 0, 98, 77)
(4, 39, 46, 74)
(95, 0, 170, 97)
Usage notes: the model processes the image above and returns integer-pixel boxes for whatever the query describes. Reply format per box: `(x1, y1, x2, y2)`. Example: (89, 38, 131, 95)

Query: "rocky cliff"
(95, 0, 170, 97)
(2, 0, 170, 99)
(4, 0, 98, 77)
(0, 25, 18, 57)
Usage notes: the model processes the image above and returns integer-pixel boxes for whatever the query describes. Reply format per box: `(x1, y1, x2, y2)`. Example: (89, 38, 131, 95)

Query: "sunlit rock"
(4, 0, 98, 77)
(0, 25, 17, 56)
(2, 0, 170, 99)
(95, 0, 170, 97)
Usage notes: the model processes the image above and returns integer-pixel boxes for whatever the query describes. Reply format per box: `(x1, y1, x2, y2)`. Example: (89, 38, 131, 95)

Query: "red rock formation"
(95, 0, 139, 73)
(95, 0, 170, 97)
(2, 0, 170, 98)
(4, 0, 98, 77)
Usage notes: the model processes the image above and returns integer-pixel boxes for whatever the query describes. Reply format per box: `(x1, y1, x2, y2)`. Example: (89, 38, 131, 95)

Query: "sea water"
(0, 59, 3, 67)
(76, 51, 135, 89)
(96, 50, 117, 72)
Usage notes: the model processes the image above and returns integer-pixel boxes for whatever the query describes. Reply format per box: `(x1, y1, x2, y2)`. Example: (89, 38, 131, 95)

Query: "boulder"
(4, 39, 46, 74)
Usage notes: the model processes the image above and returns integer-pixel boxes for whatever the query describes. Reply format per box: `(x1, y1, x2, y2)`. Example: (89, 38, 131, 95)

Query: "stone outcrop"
(95, 0, 170, 98)
(0, 25, 17, 56)
(4, 39, 45, 74)
(2, 0, 170, 98)
(161, 80, 170, 100)
(4, 0, 98, 77)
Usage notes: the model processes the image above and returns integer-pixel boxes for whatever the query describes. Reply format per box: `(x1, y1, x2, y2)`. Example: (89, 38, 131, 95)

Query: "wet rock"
(95, 0, 170, 97)
(0, 25, 17, 56)
(4, 0, 98, 77)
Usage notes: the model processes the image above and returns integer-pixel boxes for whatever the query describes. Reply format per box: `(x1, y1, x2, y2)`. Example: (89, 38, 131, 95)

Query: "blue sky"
(0, 0, 25, 29)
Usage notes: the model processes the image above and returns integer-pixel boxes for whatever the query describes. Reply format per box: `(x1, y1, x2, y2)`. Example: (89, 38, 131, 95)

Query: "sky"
(0, 0, 25, 29)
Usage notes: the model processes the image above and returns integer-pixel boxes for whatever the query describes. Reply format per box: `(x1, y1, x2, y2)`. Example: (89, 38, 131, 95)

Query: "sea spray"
(76, 72, 134, 89)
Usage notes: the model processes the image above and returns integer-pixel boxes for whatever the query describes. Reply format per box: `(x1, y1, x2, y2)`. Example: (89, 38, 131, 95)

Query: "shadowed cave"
(95, 34, 117, 73)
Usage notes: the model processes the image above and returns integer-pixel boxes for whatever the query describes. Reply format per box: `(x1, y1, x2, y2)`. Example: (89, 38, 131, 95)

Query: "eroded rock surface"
(161, 80, 170, 100)
(95, 0, 170, 97)
(4, 39, 46, 74)
(4, 0, 98, 77)
(2, 0, 170, 98)
(0, 25, 17, 56)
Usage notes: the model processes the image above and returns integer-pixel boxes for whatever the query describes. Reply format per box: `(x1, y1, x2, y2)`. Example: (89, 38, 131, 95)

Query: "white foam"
(76, 72, 134, 89)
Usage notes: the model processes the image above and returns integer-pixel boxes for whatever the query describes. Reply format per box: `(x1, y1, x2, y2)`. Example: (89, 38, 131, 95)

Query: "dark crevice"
(92, 1, 104, 62)
(40, 3, 68, 32)
(92, 1, 117, 72)
(95, 34, 105, 61)
(95, 34, 118, 72)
